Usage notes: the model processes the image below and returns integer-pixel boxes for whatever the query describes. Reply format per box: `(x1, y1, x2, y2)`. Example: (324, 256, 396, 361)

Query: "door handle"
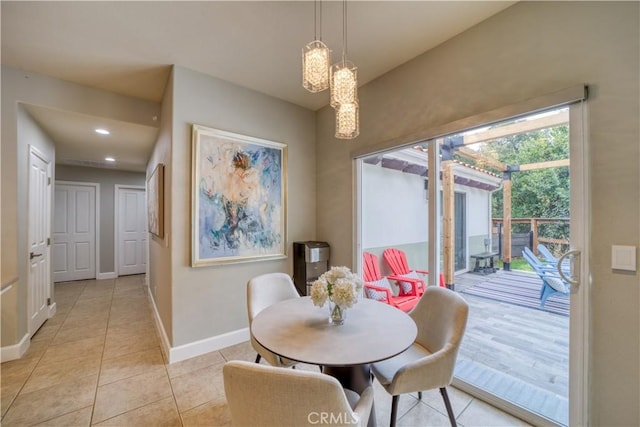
(30, 252, 43, 260)
(557, 250, 580, 286)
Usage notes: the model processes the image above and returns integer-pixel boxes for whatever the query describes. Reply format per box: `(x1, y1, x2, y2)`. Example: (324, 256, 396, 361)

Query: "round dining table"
(251, 296, 417, 427)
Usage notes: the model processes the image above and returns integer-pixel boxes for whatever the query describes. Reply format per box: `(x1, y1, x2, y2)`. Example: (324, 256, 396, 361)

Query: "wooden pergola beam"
(502, 176, 512, 269)
(456, 146, 507, 171)
(517, 159, 570, 171)
(463, 109, 569, 145)
(442, 160, 455, 288)
(453, 148, 569, 174)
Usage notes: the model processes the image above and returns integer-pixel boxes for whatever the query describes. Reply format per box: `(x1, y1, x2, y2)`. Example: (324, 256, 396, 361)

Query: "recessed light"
(95, 128, 110, 135)
(105, 157, 115, 162)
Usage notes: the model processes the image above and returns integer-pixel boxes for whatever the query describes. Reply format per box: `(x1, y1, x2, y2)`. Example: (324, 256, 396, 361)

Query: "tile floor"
(1, 275, 530, 426)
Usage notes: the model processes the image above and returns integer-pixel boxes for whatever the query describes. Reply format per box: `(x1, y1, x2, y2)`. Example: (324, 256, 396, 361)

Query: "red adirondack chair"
(383, 248, 446, 294)
(362, 252, 420, 312)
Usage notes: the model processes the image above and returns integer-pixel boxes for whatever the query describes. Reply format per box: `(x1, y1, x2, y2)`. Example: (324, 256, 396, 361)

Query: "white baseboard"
(170, 327, 250, 364)
(48, 302, 57, 318)
(146, 287, 249, 364)
(97, 272, 117, 280)
(147, 286, 172, 362)
(0, 333, 30, 362)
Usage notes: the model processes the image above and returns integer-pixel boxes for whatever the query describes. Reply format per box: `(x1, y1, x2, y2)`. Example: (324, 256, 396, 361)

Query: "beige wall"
(0, 106, 56, 346)
(0, 65, 160, 349)
(316, 2, 639, 425)
(55, 165, 145, 274)
(166, 66, 316, 347)
(147, 68, 174, 345)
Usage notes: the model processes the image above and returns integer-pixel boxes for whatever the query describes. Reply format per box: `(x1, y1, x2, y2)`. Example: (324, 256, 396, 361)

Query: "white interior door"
(28, 146, 51, 335)
(117, 187, 147, 276)
(53, 183, 96, 282)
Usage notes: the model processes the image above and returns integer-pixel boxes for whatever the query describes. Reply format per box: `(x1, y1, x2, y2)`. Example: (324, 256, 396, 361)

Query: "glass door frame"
(353, 86, 590, 426)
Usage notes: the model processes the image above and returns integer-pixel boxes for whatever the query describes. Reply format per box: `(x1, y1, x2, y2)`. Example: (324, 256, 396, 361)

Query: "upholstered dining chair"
(223, 360, 374, 427)
(247, 272, 300, 368)
(371, 286, 469, 427)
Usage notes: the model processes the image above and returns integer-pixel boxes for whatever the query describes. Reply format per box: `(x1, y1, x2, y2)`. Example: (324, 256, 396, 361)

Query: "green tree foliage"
(481, 125, 570, 235)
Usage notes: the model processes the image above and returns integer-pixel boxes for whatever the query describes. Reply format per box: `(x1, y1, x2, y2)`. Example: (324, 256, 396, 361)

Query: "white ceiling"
(2, 1, 515, 172)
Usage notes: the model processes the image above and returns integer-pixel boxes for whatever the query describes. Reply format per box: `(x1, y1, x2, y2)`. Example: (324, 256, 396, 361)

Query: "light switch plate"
(611, 245, 636, 272)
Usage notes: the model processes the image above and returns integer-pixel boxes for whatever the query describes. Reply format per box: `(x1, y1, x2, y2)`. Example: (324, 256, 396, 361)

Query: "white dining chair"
(223, 360, 373, 427)
(371, 286, 469, 427)
(247, 272, 300, 368)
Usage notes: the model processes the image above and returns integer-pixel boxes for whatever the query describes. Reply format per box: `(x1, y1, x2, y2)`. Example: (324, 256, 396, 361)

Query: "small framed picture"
(147, 163, 164, 238)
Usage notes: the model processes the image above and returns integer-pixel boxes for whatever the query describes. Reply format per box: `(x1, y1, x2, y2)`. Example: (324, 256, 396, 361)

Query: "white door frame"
(54, 181, 100, 281)
(114, 185, 146, 277)
(567, 101, 590, 427)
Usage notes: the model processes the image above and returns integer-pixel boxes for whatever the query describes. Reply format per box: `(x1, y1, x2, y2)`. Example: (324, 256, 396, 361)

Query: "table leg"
(323, 365, 377, 427)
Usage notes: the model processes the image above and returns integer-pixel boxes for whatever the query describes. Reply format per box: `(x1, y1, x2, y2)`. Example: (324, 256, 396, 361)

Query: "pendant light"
(330, 0, 358, 108)
(335, 102, 359, 139)
(302, 0, 330, 93)
(331, 0, 359, 139)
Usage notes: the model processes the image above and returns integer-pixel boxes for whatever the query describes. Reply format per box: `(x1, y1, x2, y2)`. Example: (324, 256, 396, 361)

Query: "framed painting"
(147, 163, 164, 238)
(191, 125, 287, 266)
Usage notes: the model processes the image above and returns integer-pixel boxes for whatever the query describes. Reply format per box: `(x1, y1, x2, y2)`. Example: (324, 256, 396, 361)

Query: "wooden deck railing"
(492, 217, 570, 256)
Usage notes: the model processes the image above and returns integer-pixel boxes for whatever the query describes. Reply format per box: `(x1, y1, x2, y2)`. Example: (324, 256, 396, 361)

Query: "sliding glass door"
(355, 99, 589, 426)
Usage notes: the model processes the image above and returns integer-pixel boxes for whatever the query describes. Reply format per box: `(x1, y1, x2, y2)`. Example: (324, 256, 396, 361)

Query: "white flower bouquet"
(310, 266, 363, 324)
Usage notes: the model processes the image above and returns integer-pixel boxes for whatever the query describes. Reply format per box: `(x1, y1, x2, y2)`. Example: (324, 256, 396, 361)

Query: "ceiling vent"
(58, 158, 117, 169)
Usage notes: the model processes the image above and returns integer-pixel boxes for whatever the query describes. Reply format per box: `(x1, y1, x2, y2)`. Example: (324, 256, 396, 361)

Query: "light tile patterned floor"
(1, 275, 530, 426)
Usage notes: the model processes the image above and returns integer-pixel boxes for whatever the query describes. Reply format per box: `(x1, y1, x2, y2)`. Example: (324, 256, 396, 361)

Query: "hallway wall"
(0, 105, 55, 348)
(0, 65, 160, 353)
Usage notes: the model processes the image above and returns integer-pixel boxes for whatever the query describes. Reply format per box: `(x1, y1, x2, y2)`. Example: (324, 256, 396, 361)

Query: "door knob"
(30, 252, 42, 260)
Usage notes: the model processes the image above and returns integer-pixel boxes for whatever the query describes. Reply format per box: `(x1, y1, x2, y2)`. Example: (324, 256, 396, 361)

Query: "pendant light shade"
(302, 40, 330, 93)
(330, 60, 357, 107)
(302, 1, 330, 93)
(335, 102, 359, 139)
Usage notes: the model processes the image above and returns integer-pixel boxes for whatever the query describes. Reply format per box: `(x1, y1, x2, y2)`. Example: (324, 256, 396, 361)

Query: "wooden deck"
(453, 270, 569, 425)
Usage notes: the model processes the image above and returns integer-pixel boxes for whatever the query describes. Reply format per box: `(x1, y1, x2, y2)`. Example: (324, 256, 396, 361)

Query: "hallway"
(1, 275, 528, 426)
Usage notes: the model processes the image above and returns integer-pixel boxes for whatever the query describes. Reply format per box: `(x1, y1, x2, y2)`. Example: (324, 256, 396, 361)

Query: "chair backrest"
(537, 243, 557, 262)
(410, 286, 469, 376)
(383, 248, 410, 275)
(247, 273, 299, 325)
(223, 360, 364, 427)
(522, 246, 535, 259)
(522, 247, 545, 273)
(362, 252, 382, 282)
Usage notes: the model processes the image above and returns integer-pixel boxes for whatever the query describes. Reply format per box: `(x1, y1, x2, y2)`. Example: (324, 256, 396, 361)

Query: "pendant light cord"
(342, 0, 348, 63)
(313, 0, 317, 40)
(319, 1, 323, 42)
